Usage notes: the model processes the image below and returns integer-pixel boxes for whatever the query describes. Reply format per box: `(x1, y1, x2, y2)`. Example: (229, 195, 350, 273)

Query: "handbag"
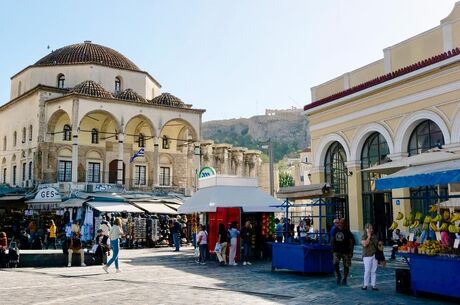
(194, 247, 200, 257)
(214, 242, 221, 253)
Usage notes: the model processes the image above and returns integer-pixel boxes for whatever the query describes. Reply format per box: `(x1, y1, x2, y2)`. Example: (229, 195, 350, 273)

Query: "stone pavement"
(0, 247, 456, 305)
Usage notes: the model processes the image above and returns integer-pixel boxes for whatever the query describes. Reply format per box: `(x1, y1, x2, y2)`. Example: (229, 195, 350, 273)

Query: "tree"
(279, 172, 295, 187)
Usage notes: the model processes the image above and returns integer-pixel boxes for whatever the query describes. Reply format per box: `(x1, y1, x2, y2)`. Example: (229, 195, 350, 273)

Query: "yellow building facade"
(304, 3, 460, 239)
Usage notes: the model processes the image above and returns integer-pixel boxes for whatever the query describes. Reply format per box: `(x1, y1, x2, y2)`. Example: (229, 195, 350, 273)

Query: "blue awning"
(375, 160, 460, 190)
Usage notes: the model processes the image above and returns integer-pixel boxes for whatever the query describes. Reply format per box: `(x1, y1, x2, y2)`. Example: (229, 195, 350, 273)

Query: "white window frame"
(86, 160, 102, 183)
(159, 166, 171, 186)
(57, 158, 72, 182)
(133, 164, 147, 186)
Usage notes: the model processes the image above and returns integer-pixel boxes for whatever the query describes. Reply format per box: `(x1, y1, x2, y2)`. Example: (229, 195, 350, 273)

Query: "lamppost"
(194, 143, 201, 192)
(261, 138, 275, 196)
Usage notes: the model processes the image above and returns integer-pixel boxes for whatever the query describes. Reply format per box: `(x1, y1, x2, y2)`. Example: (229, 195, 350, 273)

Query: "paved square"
(0, 247, 454, 305)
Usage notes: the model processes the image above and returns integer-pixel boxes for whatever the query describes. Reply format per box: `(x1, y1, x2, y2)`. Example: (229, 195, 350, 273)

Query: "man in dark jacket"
(331, 219, 354, 285)
(171, 218, 181, 252)
(240, 221, 253, 265)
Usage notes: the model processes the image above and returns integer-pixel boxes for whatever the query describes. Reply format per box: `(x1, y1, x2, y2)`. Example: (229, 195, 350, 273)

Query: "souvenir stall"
(374, 156, 460, 299)
(178, 175, 282, 262)
(0, 194, 26, 239)
(271, 184, 335, 273)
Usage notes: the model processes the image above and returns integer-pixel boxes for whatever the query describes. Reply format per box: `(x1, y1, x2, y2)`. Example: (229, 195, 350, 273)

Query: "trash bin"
(395, 268, 411, 294)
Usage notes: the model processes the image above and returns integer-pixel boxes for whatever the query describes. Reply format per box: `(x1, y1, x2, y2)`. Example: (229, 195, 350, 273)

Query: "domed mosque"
(0, 41, 205, 192)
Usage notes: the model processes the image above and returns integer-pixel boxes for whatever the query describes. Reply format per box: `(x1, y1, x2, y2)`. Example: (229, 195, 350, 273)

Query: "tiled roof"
(34, 41, 140, 71)
(150, 93, 186, 107)
(304, 48, 460, 111)
(71, 80, 114, 99)
(116, 88, 147, 103)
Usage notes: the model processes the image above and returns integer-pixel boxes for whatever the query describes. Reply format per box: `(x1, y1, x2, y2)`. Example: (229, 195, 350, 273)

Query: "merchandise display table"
(401, 253, 460, 298)
(271, 243, 333, 273)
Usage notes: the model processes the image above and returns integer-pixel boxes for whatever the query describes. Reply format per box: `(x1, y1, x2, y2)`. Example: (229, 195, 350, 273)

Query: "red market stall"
(178, 175, 282, 262)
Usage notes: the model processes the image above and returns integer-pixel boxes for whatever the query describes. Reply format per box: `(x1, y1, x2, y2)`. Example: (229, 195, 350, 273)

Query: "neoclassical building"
(304, 3, 460, 239)
(0, 41, 205, 192)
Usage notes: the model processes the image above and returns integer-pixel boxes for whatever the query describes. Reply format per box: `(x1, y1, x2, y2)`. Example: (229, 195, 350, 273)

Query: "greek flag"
(130, 147, 145, 163)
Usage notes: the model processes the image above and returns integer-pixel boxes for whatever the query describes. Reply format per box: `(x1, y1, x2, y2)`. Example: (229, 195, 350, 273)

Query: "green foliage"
(279, 172, 295, 187)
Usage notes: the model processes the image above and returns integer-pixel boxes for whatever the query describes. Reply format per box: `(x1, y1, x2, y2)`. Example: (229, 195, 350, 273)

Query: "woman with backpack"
(103, 217, 124, 273)
(196, 224, 208, 265)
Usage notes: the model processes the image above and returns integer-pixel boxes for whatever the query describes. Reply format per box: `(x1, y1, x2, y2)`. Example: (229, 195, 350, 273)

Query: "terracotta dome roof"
(116, 88, 147, 103)
(71, 80, 114, 99)
(151, 93, 185, 107)
(34, 41, 140, 71)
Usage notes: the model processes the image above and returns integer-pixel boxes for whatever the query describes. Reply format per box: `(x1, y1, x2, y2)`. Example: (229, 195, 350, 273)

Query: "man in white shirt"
(99, 216, 111, 237)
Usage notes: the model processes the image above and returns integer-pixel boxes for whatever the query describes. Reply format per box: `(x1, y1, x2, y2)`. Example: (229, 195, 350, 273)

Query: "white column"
(442, 22, 453, 52)
(71, 99, 79, 184)
(383, 48, 392, 74)
(153, 137, 160, 187)
(117, 133, 124, 185)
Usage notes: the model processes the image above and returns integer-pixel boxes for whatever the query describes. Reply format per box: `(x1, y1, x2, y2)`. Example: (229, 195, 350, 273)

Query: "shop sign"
(198, 167, 216, 179)
(35, 187, 61, 201)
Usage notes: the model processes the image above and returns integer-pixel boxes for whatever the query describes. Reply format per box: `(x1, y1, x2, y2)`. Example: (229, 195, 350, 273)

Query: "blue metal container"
(272, 243, 333, 273)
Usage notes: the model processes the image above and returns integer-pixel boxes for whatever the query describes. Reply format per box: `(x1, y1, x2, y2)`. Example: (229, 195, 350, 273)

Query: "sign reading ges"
(198, 167, 216, 179)
(35, 187, 61, 201)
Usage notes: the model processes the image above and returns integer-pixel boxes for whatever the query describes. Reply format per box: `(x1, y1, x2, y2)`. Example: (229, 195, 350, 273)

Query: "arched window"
(408, 120, 444, 156)
(22, 127, 26, 143)
(162, 135, 169, 149)
(2, 136, 6, 151)
(115, 77, 121, 94)
(18, 81, 22, 96)
(324, 142, 349, 224)
(57, 74, 65, 89)
(29, 125, 33, 141)
(63, 124, 72, 141)
(13, 131, 17, 147)
(138, 133, 145, 148)
(361, 132, 391, 241)
(91, 128, 99, 144)
(28, 161, 32, 180)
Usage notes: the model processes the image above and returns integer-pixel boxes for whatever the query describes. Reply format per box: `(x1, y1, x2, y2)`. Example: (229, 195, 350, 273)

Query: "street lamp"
(194, 143, 201, 191)
(261, 138, 275, 196)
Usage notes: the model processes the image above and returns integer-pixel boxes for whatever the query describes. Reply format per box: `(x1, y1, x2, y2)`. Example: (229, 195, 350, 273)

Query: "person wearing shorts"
(331, 219, 354, 285)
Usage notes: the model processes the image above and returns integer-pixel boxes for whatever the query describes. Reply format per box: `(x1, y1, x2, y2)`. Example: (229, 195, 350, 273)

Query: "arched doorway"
(408, 120, 448, 215)
(324, 142, 349, 229)
(109, 160, 125, 184)
(361, 132, 391, 241)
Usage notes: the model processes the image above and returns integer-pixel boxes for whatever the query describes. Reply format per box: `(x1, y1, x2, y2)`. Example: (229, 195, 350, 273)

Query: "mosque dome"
(151, 93, 185, 107)
(71, 80, 114, 99)
(116, 88, 147, 103)
(33, 41, 140, 71)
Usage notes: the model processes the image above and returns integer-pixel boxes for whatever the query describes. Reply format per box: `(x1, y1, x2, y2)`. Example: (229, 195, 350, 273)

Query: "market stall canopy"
(362, 150, 460, 175)
(0, 195, 26, 209)
(87, 201, 143, 213)
(375, 159, 460, 190)
(435, 198, 460, 208)
(131, 200, 178, 215)
(59, 198, 89, 208)
(178, 185, 283, 214)
(276, 184, 334, 200)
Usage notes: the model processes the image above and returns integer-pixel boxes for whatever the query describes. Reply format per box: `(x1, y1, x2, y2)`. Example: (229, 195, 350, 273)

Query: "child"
(375, 240, 386, 267)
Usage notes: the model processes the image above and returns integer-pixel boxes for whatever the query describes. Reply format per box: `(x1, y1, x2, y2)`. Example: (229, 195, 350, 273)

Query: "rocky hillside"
(202, 109, 309, 162)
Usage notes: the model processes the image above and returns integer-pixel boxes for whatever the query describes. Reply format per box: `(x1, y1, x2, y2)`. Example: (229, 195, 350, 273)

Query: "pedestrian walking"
(240, 221, 253, 265)
(103, 217, 124, 273)
(196, 224, 208, 265)
(331, 219, 354, 285)
(361, 223, 379, 291)
(274, 218, 283, 243)
(172, 218, 181, 252)
(46, 220, 57, 249)
(216, 223, 228, 266)
(228, 221, 240, 266)
(99, 215, 111, 237)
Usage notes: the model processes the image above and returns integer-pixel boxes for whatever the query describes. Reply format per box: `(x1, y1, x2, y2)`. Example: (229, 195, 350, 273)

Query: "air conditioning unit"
(86, 184, 95, 193)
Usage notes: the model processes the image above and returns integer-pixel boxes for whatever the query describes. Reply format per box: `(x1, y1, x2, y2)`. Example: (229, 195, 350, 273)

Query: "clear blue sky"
(0, 0, 457, 121)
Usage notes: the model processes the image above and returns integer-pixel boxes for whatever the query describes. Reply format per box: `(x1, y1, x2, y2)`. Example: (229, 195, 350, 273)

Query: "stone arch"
(160, 118, 198, 141)
(451, 105, 460, 144)
(314, 133, 350, 168)
(47, 109, 71, 142)
(79, 110, 121, 134)
(125, 114, 157, 148)
(394, 110, 451, 153)
(350, 123, 394, 161)
(57, 147, 72, 158)
(86, 150, 103, 160)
